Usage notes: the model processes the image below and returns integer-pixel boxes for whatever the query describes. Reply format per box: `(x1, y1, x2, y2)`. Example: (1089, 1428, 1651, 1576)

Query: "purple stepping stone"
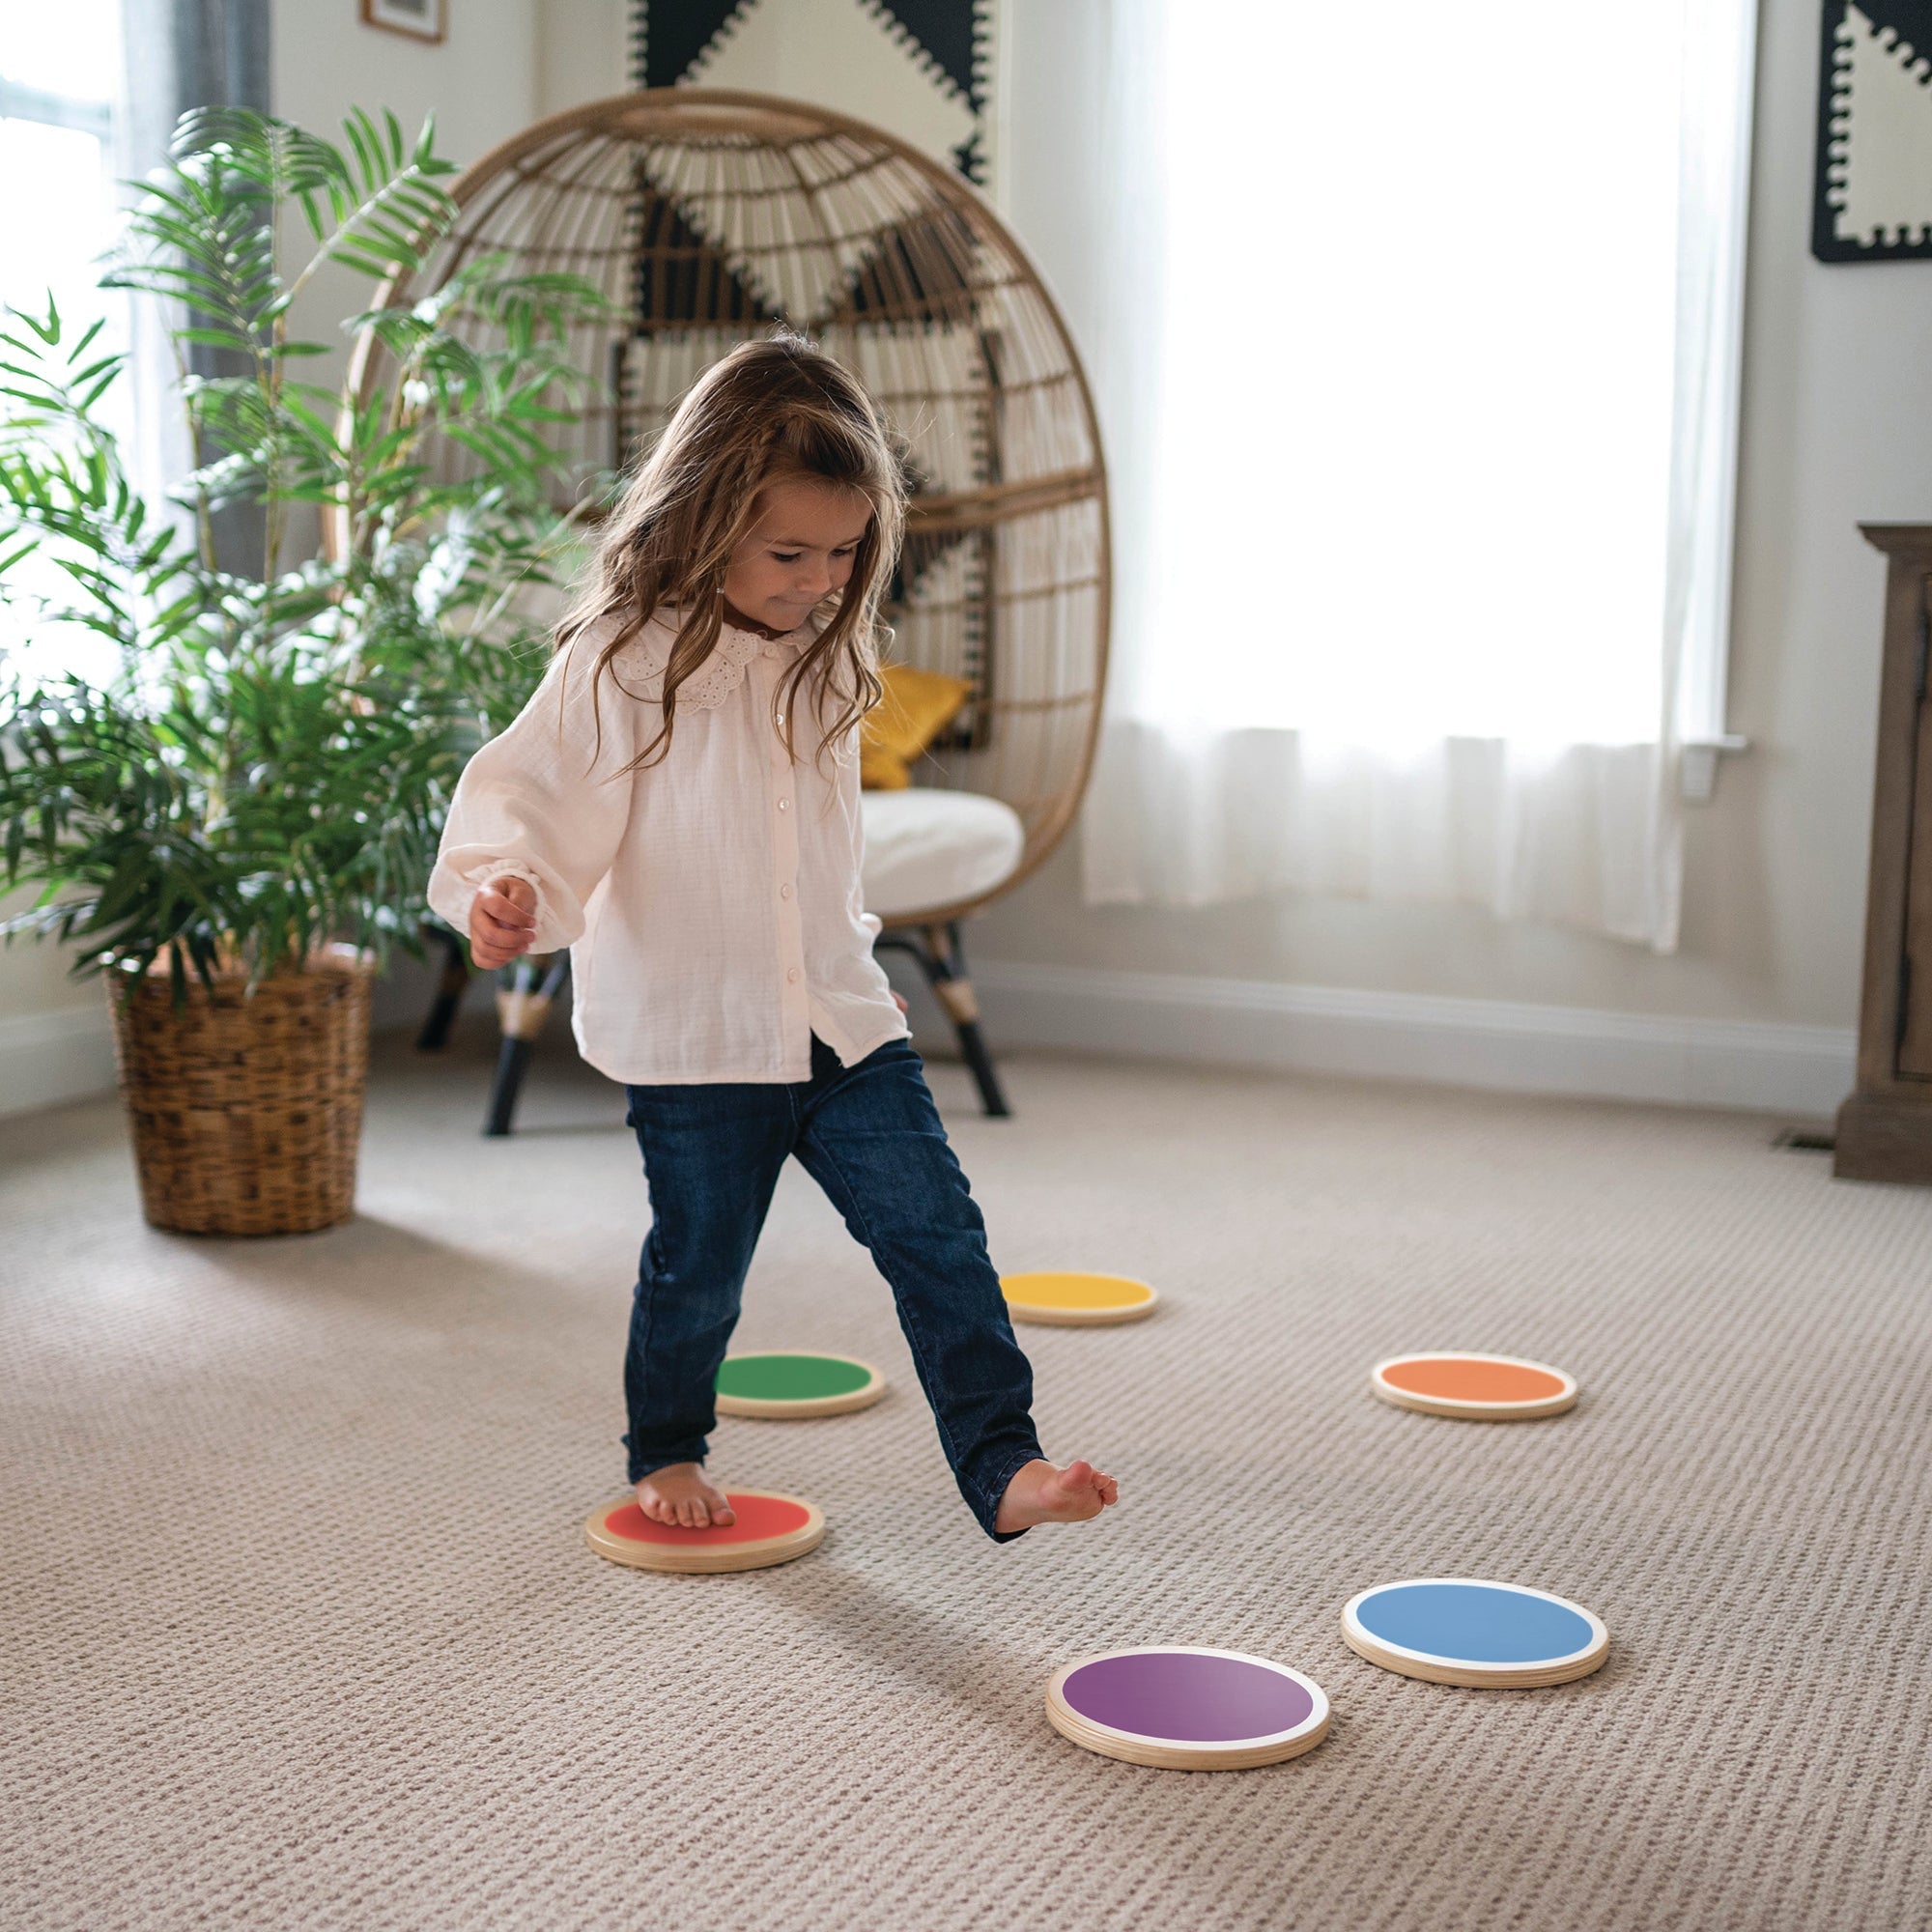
(1060, 1649, 1318, 1743)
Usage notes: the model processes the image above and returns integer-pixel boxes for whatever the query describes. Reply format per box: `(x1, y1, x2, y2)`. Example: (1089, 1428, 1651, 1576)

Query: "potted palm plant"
(0, 107, 604, 1234)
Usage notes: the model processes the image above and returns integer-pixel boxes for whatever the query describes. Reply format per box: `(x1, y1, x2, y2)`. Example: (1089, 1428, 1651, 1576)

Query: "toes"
(639, 1482, 733, 1530)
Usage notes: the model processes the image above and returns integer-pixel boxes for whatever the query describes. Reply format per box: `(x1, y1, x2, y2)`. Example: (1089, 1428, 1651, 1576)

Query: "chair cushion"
(860, 788, 1026, 922)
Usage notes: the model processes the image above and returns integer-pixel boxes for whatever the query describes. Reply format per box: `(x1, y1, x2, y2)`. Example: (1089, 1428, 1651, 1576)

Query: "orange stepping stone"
(1370, 1352, 1578, 1421)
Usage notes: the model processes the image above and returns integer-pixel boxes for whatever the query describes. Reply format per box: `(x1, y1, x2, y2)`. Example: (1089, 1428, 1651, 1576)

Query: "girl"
(428, 333, 1119, 1542)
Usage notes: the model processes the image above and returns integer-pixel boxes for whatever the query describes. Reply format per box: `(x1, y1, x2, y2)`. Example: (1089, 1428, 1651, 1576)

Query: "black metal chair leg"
(486, 1036, 536, 1138)
(880, 922, 1010, 1118)
(950, 1013, 1010, 1119)
(484, 952, 571, 1137)
(416, 923, 472, 1051)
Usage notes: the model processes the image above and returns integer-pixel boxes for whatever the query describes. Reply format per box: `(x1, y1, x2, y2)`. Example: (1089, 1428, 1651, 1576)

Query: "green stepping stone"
(714, 1352, 886, 1417)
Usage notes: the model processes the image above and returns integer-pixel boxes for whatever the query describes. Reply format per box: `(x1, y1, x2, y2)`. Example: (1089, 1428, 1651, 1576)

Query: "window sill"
(1680, 735, 1749, 805)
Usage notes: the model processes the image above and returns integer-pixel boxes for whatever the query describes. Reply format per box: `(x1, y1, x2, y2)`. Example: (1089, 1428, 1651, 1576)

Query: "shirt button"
(777, 797, 789, 812)
(780, 883, 792, 899)
(787, 968, 800, 983)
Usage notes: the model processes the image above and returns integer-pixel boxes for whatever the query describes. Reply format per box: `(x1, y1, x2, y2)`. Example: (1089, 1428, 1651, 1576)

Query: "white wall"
(535, 0, 628, 117)
(270, 0, 542, 401)
(273, 0, 539, 176)
(0, 927, 117, 1116)
(961, 0, 1928, 1110)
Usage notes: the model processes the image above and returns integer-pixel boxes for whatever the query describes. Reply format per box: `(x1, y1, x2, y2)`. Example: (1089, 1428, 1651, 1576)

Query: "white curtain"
(118, 0, 271, 556)
(1079, 0, 1758, 952)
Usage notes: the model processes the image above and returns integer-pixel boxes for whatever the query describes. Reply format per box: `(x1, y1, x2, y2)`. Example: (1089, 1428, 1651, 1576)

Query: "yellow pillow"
(860, 662, 971, 789)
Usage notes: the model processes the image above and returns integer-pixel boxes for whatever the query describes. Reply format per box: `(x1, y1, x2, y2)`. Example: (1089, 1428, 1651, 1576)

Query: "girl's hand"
(469, 875, 538, 970)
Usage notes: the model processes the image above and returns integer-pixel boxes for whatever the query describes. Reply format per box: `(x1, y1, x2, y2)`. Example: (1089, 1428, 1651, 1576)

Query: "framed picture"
(631, 0, 995, 184)
(360, 0, 446, 44)
(1812, 1, 1932, 262)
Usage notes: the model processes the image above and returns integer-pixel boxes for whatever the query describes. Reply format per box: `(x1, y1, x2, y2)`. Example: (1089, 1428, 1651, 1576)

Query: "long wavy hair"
(556, 330, 905, 774)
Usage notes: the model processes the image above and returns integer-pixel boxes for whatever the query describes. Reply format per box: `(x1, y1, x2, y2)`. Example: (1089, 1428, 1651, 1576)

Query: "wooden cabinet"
(1836, 525, 1932, 1180)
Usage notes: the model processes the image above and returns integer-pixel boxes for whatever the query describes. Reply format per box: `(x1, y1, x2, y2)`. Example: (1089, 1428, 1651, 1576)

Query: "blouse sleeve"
(426, 635, 639, 954)
(833, 723, 883, 942)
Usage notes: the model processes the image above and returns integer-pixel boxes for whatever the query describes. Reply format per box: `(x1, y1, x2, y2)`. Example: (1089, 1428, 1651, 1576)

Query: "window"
(0, 0, 128, 684)
(0, 2, 124, 343)
(1130, 0, 1746, 754)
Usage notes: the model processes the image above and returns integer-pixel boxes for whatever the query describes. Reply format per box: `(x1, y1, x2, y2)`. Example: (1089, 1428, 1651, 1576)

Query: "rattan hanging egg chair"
(368, 90, 1109, 1122)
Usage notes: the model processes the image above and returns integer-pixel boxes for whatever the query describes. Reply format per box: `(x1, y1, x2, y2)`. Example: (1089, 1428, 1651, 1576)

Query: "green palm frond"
(0, 106, 602, 1001)
(287, 108, 458, 299)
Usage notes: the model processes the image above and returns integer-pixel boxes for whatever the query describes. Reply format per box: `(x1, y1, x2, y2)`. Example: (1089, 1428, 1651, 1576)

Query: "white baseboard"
(0, 951, 493, 1125)
(0, 1004, 118, 1120)
(3, 958, 1858, 1124)
(969, 960, 1856, 1119)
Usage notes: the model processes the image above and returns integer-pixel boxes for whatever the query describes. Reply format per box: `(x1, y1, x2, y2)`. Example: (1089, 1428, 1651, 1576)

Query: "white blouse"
(426, 613, 909, 1085)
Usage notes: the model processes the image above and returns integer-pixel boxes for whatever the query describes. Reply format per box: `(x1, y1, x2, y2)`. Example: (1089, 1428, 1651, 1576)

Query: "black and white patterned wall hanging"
(1814, 2, 1932, 260)
(630, 0, 994, 183)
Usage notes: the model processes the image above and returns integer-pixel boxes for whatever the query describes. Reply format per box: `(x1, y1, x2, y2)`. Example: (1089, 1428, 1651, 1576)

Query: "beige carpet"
(3, 1026, 1931, 1932)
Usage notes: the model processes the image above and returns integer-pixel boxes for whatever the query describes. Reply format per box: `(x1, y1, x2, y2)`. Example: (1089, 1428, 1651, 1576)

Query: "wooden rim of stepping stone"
(714, 1351, 887, 1419)
(1045, 1646, 1331, 1771)
(1370, 1351, 1578, 1420)
(1341, 1578, 1609, 1689)
(1001, 1271, 1160, 1327)
(584, 1491, 825, 1574)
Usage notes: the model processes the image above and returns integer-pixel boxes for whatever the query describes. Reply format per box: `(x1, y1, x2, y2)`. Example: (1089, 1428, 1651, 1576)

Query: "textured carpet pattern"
(3, 1034, 1930, 1931)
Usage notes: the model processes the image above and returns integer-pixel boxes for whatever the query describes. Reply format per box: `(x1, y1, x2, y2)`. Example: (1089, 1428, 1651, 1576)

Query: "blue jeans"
(621, 1035, 1043, 1539)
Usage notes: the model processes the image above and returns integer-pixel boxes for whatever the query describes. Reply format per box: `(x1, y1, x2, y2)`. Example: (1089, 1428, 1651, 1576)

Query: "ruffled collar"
(611, 612, 813, 712)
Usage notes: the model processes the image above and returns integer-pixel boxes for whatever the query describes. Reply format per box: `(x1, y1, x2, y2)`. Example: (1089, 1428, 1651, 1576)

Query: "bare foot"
(635, 1463, 736, 1530)
(993, 1458, 1119, 1535)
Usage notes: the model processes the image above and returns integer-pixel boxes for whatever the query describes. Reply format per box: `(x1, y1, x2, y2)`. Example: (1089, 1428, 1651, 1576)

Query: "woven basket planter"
(106, 945, 377, 1236)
